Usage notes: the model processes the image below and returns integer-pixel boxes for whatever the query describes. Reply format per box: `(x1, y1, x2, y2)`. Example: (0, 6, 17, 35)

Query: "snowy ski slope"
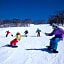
(0, 24, 64, 64)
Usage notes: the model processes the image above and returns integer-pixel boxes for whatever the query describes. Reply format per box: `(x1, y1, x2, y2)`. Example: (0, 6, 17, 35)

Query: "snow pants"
(50, 37, 61, 50)
(6, 34, 8, 37)
(37, 32, 40, 37)
(10, 40, 17, 45)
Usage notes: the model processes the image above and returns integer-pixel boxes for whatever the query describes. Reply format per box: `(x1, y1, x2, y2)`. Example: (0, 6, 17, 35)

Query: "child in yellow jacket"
(12, 32, 25, 41)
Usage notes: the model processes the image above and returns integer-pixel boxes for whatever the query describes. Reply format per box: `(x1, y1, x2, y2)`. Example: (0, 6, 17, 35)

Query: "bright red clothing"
(6, 31, 10, 35)
(37, 32, 40, 36)
(10, 38, 18, 45)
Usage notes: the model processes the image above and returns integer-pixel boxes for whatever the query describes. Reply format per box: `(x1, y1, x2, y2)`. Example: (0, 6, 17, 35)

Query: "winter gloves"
(11, 34, 13, 37)
(45, 33, 49, 36)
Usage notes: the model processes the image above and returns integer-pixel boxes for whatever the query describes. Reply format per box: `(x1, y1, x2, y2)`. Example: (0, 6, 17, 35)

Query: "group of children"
(5, 29, 41, 46)
(5, 28, 41, 46)
(5, 23, 64, 53)
(5, 30, 28, 46)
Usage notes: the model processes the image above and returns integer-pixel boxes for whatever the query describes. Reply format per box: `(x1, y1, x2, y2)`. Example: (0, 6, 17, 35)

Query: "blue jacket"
(36, 29, 41, 33)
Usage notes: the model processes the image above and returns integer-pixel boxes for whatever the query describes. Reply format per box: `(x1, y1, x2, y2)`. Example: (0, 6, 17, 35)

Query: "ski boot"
(46, 46, 52, 50)
(52, 49, 58, 53)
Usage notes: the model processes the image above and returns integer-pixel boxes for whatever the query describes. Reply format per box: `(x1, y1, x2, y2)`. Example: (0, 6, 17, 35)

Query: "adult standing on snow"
(36, 28, 41, 37)
(5, 30, 10, 37)
(45, 23, 64, 53)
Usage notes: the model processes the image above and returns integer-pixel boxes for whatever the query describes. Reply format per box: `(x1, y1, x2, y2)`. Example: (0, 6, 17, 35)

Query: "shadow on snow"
(1, 44, 18, 48)
(26, 48, 53, 53)
(30, 36, 43, 37)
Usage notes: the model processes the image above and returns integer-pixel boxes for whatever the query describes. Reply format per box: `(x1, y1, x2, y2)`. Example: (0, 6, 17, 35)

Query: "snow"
(0, 24, 64, 64)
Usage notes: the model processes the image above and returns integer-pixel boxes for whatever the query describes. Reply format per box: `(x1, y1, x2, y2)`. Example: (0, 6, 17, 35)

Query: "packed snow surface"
(0, 24, 64, 64)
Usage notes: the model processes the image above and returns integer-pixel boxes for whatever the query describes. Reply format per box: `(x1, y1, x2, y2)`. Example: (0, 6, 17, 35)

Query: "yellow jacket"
(14, 34, 25, 41)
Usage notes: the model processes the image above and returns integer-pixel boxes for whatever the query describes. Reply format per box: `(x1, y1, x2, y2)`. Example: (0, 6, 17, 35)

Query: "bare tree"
(22, 18, 32, 24)
(48, 10, 64, 25)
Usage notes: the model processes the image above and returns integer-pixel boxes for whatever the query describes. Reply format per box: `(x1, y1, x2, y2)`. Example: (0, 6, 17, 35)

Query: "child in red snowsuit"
(10, 38, 18, 46)
(5, 30, 10, 37)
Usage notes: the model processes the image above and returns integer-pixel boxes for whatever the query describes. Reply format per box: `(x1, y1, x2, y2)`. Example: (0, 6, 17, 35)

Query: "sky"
(0, 0, 64, 21)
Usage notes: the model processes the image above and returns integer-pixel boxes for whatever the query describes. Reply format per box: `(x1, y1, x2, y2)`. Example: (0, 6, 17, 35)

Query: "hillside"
(0, 24, 64, 64)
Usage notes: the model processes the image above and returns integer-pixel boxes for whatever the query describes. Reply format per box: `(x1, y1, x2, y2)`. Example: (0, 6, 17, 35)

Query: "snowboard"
(5, 44, 18, 48)
(46, 46, 58, 53)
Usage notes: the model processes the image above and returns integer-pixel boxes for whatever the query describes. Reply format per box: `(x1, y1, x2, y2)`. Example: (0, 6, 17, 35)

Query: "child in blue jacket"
(36, 28, 41, 37)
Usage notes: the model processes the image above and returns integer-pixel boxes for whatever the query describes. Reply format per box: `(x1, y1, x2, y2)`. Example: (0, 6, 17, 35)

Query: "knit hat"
(52, 23, 57, 27)
(16, 32, 20, 35)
